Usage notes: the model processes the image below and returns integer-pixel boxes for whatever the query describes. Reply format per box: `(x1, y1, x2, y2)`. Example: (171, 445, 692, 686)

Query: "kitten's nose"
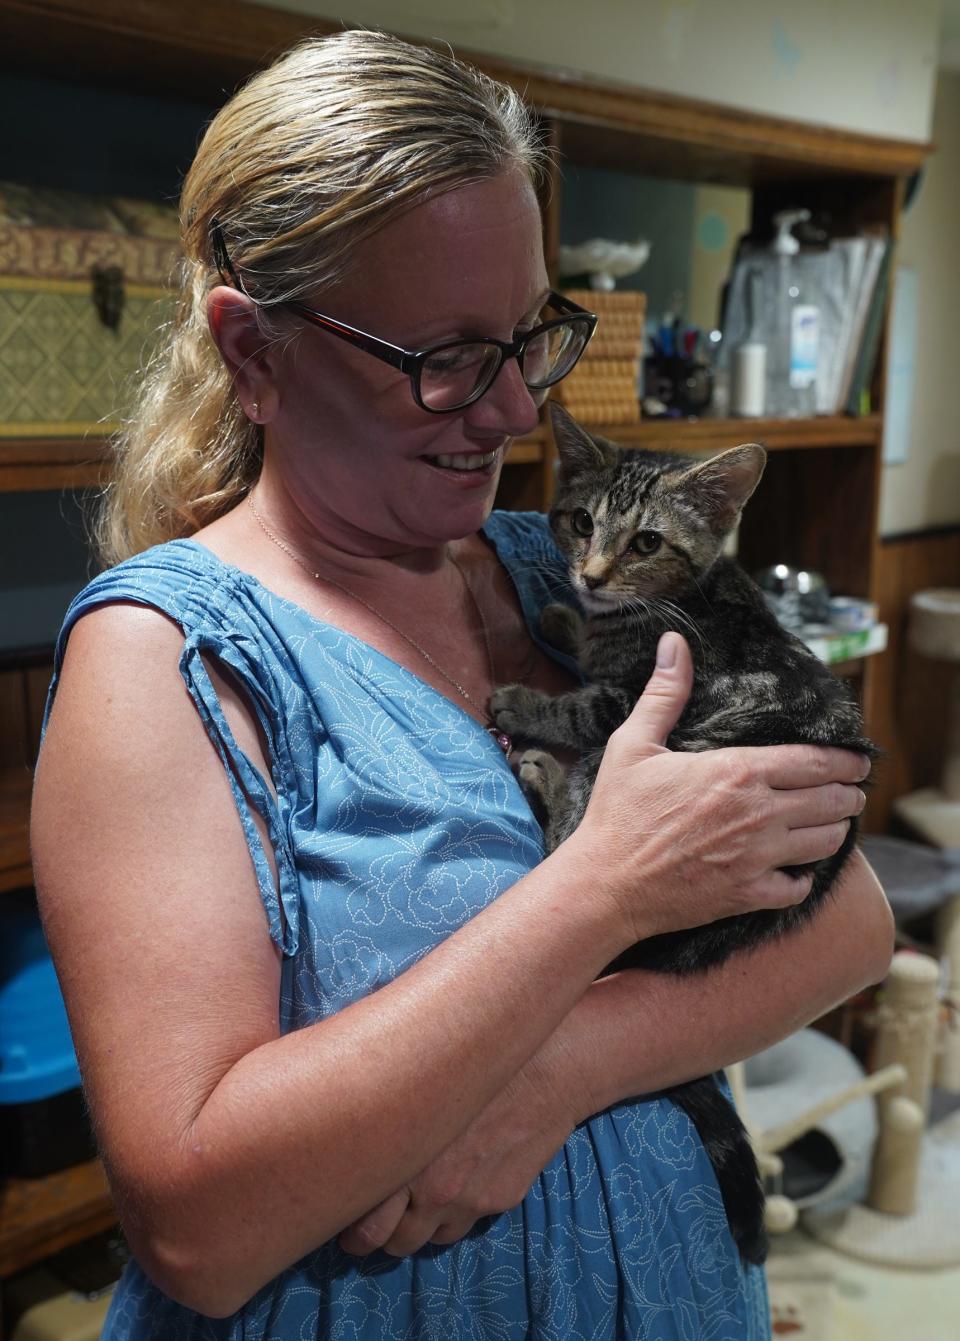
(582, 573, 607, 591)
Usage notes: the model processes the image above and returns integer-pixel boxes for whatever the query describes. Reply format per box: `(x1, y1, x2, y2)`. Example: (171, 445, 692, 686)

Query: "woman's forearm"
(334, 851, 893, 1258)
(142, 843, 628, 1316)
(552, 851, 894, 1122)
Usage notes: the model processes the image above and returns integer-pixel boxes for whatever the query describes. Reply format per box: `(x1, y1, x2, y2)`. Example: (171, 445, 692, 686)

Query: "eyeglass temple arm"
(547, 290, 597, 320)
(284, 302, 414, 374)
(208, 221, 413, 374)
(209, 219, 246, 292)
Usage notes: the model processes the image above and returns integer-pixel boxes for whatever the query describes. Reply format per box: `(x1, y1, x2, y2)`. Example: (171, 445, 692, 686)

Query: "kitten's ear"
(549, 402, 618, 479)
(676, 443, 767, 535)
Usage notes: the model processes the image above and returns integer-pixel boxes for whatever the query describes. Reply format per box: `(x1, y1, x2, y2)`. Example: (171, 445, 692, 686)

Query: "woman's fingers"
(745, 868, 816, 908)
(380, 1206, 450, 1258)
(742, 744, 871, 791)
(779, 783, 866, 830)
(777, 819, 852, 869)
(338, 1187, 411, 1256)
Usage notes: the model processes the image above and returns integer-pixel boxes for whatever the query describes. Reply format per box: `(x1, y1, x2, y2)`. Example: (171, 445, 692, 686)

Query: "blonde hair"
(95, 29, 546, 566)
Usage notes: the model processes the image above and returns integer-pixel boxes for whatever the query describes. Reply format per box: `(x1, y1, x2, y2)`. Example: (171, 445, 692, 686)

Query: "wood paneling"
(865, 527, 960, 832)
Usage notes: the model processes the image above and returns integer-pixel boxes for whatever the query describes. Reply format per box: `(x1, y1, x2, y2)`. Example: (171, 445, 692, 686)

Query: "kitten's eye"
(632, 531, 662, 555)
(571, 509, 594, 537)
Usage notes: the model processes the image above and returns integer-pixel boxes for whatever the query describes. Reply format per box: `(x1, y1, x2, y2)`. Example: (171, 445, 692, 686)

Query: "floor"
(767, 1227, 960, 1340)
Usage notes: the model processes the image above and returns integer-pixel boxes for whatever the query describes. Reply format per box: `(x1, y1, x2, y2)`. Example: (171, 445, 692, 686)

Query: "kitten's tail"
(669, 1074, 769, 1266)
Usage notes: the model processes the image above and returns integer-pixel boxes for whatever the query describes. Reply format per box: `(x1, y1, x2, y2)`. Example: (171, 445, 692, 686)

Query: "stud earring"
(250, 400, 261, 421)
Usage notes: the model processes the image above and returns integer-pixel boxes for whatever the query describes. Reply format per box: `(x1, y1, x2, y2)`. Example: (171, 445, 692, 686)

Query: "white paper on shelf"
(802, 622, 888, 665)
(881, 265, 918, 466)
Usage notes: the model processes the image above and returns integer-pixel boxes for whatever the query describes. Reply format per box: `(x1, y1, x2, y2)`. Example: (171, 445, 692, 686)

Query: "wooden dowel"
(868, 1095, 924, 1215)
(758, 1063, 907, 1155)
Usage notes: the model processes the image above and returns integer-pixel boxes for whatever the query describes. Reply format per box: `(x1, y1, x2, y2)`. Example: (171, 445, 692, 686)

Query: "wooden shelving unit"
(0, 1159, 116, 1279)
(616, 414, 883, 452)
(0, 766, 32, 895)
(0, 0, 930, 1288)
(0, 439, 111, 493)
(0, 415, 881, 492)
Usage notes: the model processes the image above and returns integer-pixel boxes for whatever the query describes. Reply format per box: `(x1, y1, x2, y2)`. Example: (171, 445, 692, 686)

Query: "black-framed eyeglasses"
(210, 218, 597, 413)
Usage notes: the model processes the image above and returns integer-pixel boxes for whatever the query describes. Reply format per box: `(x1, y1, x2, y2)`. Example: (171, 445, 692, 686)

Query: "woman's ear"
(207, 286, 280, 423)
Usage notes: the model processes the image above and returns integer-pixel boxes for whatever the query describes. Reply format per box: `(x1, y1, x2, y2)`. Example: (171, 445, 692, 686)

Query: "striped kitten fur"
(491, 402, 877, 1264)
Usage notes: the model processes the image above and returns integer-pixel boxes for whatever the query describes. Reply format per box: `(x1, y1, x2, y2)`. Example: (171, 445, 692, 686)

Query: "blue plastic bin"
(0, 890, 95, 1176)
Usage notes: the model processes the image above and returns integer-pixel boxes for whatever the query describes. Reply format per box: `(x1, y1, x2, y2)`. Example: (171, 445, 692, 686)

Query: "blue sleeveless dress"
(47, 510, 770, 1340)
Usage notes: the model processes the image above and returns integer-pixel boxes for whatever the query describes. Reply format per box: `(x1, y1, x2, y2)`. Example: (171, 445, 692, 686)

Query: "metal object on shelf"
(755, 563, 830, 629)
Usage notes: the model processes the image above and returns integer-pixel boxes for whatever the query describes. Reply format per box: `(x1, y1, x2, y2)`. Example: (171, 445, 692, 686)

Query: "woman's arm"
(31, 613, 866, 1316)
(339, 848, 892, 1255)
(574, 847, 893, 1114)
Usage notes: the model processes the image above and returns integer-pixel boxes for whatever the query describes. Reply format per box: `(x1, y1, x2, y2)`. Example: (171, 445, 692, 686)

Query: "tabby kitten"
(491, 402, 877, 1265)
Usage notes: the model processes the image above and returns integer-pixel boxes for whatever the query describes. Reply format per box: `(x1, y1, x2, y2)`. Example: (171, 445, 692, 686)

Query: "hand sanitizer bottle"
(765, 209, 820, 418)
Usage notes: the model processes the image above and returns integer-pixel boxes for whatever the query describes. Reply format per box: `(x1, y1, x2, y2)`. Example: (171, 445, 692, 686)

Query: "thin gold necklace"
(247, 499, 513, 754)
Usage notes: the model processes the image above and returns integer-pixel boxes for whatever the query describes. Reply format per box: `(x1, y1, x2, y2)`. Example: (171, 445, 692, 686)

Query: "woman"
(31, 29, 892, 1340)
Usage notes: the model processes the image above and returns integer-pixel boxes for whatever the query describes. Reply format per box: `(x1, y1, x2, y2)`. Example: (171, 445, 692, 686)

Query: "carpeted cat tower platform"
(802, 1109, 960, 1269)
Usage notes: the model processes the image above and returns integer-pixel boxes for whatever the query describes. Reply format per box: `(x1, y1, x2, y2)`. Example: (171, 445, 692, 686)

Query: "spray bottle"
(765, 208, 820, 418)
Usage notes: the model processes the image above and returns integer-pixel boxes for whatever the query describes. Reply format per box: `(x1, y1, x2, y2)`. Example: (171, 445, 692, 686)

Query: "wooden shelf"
(619, 414, 882, 452)
(0, 1159, 116, 1278)
(511, 413, 881, 464)
(0, 434, 550, 492)
(0, 766, 32, 894)
(0, 439, 111, 493)
(0, 416, 878, 491)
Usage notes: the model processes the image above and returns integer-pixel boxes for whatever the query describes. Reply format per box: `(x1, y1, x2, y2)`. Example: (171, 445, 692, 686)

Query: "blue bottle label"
(790, 305, 820, 389)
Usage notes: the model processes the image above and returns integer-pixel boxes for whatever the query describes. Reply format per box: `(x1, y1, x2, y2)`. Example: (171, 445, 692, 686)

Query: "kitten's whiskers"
(648, 595, 710, 656)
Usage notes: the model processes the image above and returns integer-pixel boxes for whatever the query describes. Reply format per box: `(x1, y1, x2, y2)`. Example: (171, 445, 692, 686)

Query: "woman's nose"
(465, 356, 541, 438)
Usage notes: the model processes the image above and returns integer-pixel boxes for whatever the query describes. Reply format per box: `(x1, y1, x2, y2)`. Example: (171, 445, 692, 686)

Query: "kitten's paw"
(517, 749, 566, 832)
(518, 749, 565, 791)
(489, 684, 546, 736)
(539, 603, 582, 655)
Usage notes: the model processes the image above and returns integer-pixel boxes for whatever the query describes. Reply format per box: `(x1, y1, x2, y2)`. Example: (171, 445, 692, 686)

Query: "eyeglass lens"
(419, 315, 592, 411)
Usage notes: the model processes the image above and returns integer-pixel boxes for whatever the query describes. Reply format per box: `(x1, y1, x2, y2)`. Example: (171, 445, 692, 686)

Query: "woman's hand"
(338, 1040, 581, 1257)
(570, 632, 870, 946)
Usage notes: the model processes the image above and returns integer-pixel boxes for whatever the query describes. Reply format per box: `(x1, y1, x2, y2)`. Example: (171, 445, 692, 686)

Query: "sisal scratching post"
(871, 951, 941, 1121)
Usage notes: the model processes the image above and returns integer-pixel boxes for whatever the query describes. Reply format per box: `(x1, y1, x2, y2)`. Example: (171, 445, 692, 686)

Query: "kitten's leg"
(516, 749, 573, 852)
(539, 603, 584, 657)
(490, 684, 634, 749)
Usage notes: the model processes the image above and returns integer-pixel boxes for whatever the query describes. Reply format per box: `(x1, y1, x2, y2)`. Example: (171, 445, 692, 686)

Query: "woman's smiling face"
(267, 168, 549, 555)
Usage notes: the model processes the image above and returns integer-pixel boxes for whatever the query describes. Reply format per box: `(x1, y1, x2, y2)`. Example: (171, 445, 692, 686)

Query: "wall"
(558, 168, 748, 333)
(257, 0, 941, 142)
(879, 68, 960, 536)
(687, 186, 752, 334)
(558, 166, 695, 321)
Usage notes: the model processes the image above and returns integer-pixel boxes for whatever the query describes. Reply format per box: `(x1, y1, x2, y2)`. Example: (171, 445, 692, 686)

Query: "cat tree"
(737, 952, 960, 1268)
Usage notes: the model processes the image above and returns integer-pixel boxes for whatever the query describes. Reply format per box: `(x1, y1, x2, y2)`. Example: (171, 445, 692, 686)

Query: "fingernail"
(656, 633, 677, 669)
(858, 754, 871, 779)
